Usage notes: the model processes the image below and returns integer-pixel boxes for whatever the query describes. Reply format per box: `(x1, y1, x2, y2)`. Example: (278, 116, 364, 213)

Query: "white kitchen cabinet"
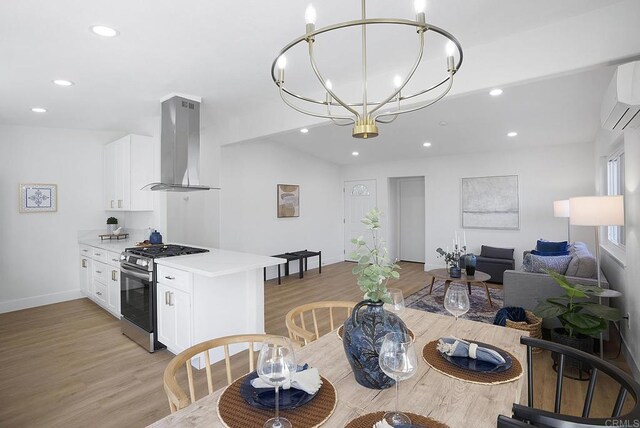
(157, 282, 191, 354)
(80, 244, 121, 319)
(107, 266, 121, 316)
(79, 255, 92, 296)
(104, 134, 154, 211)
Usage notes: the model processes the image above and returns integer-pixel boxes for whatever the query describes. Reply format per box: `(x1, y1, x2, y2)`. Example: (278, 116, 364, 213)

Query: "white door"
(344, 180, 377, 261)
(399, 178, 425, 262)
(157, 283, 177, 351)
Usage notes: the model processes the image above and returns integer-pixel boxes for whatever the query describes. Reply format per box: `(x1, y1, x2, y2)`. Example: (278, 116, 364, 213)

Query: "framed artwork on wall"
(277, 184, 299, 218)
(461, 175, 519, 229)
(19, 183, 58, 213)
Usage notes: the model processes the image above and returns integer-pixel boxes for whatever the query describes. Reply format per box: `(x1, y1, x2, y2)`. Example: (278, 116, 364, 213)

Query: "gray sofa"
(503, 242, 609, 330)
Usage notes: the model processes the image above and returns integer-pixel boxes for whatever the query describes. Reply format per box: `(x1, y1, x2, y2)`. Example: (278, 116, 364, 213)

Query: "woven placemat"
(336, 325, 415, 341)
(345, 411, 449, 428)
(216, 374, 336, 428)
(422, 340, 523, 385)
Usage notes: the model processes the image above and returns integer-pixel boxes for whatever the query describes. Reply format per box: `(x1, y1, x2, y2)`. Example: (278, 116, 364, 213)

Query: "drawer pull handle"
(82, 259, 87, 268)
(112, 271, 117, 281)
(96, 291, 102, 296)
(168, 291, 174, 306)
(112, 258, 118, 262)
(95, 253, 101, 256)
(82, 249, 89, 252)
(165, 276, 175, 280)
(95, 270, 102, 274)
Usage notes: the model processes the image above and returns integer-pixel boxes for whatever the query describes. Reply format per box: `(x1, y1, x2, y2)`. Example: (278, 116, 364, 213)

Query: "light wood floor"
(0, 262, 633, 427)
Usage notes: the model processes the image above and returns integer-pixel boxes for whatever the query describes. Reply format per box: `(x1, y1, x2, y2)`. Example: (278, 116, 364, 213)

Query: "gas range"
(120, 244, 208, 352)
(121, 244, 209, 271)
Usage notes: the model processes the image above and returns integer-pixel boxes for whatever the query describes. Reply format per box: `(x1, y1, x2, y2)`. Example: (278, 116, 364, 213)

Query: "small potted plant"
(533, 270, 622, 371)
(436, 244, 466, 278)
(342, 208, 407, 390)
(106, 217, 118, 234)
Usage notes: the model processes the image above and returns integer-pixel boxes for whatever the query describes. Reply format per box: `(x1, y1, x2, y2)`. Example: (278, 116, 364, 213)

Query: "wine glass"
(385, 288, 406, 314)
(444, 284, 471, 321)
(257, 337, 297, 428)
(378, 332, 418, 426)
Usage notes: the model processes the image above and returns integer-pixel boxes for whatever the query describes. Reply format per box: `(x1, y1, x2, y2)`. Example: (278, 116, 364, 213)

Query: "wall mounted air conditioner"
(601, 61, 640, 131)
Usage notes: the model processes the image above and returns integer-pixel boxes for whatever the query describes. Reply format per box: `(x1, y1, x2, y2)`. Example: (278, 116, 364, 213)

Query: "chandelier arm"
(308, 42, 361, 118)
(368, 30, 425, 116)
(376, 115, 398, 124)
(279, 86, 356, 123)
(327, 104, 356, 126)
(374, 72, 454, 121)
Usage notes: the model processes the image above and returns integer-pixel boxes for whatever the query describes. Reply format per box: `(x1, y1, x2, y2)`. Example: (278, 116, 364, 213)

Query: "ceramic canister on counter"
(149, 230, 163, 245)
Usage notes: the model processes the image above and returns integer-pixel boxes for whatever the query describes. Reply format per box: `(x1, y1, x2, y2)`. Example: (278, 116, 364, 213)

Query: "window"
(607, 148, 625, 246)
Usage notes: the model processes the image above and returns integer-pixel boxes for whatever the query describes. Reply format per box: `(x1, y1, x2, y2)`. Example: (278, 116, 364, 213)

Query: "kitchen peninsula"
(78, 236, 284, 367)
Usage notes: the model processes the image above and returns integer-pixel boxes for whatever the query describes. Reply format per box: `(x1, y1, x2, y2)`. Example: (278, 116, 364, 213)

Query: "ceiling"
(263, 66, 616, 165)
(0, 0, 625, 134)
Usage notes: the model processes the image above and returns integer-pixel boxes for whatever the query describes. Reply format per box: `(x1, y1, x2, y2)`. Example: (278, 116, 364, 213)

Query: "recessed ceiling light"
(352, 151, 359, 156)
(507, 131, 518, 137)
(489, 88, 503, 97)
(31, 107, 47, 113)
(422, 142, 432, 147)
(438, 121, 448, 126)
(300, 128, 309, 134)
(52, 79, 74, 87)
(91, 25, 119, 37)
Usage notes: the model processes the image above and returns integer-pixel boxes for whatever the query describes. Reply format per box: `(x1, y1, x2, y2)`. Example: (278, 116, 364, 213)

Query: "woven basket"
(506, 310, 543, 352)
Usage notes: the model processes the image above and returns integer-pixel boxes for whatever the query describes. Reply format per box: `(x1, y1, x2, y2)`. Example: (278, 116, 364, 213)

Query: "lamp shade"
(569, 195, 624, 226)
(553, 200, 570, 218)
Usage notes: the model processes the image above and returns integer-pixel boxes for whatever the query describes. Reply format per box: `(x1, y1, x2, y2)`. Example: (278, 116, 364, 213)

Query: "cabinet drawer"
(93, 279, 107, 304)
(157, 265, 192, 293)
(79, 244, 92, 256)
(91, 248, 108, 263)
(93, 261, 109, 283)
(106, 250, 122, 267)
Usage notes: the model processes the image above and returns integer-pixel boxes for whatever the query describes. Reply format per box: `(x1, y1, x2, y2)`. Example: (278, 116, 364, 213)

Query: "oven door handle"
(120, 266, 152, 281)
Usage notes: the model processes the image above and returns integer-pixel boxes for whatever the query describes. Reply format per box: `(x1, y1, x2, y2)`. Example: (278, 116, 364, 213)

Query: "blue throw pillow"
(536, 239, 568, 253)
(531, 249, 571, 256)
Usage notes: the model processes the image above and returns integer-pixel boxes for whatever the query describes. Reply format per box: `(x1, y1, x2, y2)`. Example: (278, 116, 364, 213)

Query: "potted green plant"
(533, 270, 622, 370)
(342, 208, 408, 389)
(436, 244, 466, 278)
(106, 217, 118, 234)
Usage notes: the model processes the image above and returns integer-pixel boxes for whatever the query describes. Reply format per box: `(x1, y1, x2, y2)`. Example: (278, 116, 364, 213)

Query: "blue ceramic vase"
(465, 253, 477, 276)
(342, 300, 408, 389)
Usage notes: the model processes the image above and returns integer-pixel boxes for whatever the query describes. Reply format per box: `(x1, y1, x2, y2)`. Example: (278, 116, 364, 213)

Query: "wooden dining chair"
(497, 336, 640, 427)
(163, 333, 283, 413)
(285, 301, 357, 346)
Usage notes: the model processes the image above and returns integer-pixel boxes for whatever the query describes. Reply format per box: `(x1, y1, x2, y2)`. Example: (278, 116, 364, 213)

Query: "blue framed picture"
(19, 184, 57, 213)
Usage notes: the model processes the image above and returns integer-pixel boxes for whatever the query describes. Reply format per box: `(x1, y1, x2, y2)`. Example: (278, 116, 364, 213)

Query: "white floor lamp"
(553, 199, 571, 242)
(569, 195, 624, 359)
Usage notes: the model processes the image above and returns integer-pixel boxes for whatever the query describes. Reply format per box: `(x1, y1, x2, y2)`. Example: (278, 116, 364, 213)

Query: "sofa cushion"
(523, 253, 572, 274)
(531, 249, 571, 256)
(536, 239, 568, 253)
(480, 245, 514, 260)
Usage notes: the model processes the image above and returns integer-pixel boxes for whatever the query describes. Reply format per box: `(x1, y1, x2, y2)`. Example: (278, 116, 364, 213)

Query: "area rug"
(405, 281, 503, 324)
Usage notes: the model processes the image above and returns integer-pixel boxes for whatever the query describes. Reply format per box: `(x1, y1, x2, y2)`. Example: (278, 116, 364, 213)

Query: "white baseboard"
(0, 289, 83, 314)
(264, 255, 343, 281)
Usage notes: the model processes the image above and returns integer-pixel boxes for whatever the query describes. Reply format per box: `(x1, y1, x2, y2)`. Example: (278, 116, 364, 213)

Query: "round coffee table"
(426, 268, 493, 307)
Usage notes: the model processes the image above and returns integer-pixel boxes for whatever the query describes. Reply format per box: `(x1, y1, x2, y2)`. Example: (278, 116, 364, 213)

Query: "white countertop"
(78, 237, 139, 253)
(155, 248, 285, 278)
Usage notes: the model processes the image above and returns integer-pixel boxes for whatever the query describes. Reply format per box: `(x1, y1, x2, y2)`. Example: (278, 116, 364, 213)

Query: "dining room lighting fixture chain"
(271, 0, 463, 139)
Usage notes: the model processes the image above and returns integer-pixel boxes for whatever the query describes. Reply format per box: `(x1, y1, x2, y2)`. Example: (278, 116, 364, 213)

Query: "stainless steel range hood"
(143, 95, 218, 192)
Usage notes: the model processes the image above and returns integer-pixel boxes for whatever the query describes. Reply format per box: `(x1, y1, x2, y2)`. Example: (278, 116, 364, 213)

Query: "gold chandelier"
(271, 0, 463, 139)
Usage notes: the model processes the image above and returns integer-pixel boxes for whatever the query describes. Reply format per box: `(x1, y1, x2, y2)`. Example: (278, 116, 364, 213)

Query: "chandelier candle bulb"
(393, 75, 403, 89)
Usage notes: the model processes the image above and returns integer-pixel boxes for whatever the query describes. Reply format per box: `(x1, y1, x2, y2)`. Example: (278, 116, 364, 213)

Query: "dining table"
(149, 307, 528, 427)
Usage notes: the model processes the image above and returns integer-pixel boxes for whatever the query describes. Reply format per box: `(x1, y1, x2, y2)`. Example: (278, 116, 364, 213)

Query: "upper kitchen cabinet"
(104, 135, 154, 211)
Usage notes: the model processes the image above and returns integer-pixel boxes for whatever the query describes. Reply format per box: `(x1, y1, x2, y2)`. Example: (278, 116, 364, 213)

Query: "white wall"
(219, 139, 343, 278)
(341, 142, 596, 269)
(600, 128, 640, 378)
(0, 124, 121, 312)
